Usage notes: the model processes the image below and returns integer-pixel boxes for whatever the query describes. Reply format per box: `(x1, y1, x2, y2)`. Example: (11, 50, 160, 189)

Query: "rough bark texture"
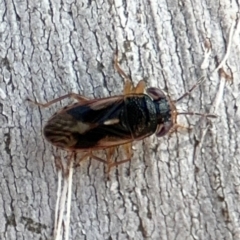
(1, 0, 240, 239)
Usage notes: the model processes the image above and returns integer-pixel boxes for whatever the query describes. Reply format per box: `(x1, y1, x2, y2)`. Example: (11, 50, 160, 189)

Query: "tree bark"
(1, 0, 240, 239)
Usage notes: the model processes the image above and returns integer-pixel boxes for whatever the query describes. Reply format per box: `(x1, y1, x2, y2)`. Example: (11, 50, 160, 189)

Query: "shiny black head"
(146, 87, 174, 137)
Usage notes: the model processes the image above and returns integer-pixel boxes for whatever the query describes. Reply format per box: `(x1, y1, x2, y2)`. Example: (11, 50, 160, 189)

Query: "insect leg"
(123, 80, 134, 95)
(27, 93, 89, 108)
(168, 124, 192, 138)
(124, 79, 146, 94)
(114, 51, 136, 94)
(114, 52, 132, 82)
(90, 154, 109, 164)
(134, 80, 146, 94)
(76, 151, 109, 165)
(114, 52, 146, 94)
(105, 147, 116, 172)
(107, 143, 133, 172)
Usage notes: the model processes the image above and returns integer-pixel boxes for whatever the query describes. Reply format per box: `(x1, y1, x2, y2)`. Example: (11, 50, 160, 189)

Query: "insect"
(28, 53, 216, 170)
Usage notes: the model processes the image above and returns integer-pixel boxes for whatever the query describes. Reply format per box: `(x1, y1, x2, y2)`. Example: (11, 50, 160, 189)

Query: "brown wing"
(45, 95, 147, 150)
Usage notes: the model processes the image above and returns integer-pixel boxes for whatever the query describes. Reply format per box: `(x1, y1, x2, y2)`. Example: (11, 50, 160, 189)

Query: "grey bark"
(0, 0, 240, 239)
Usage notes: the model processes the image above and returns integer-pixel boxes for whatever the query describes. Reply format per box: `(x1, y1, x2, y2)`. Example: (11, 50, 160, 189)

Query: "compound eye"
(146, 87, 166, 100)
(155, 121, 173, 137)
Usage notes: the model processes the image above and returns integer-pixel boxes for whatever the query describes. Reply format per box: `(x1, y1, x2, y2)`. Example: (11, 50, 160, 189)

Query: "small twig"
(194, 18, 237, 159)
(54, 170, 62, 238)
(55, 176, 68, 240)
(213, 20, 235, 74)
(65, 155, 74, 240)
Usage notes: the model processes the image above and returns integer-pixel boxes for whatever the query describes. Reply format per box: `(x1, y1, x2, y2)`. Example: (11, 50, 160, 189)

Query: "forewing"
(58, 96, 133, 150)
(49, 95, 151, 151)
(65, 96, 125, 124)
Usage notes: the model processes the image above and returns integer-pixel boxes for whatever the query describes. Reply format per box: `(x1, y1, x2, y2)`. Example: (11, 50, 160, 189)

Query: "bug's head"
(146, 87, 177, 137)
(147, 82, 217, 138)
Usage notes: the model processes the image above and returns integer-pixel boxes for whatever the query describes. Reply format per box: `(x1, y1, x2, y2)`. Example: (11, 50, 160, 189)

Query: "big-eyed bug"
(28, 53, 216, 170)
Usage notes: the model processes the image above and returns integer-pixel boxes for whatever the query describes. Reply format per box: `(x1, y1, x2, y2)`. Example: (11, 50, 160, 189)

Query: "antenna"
(173, 77, 217, 119)
(174, 77, 206, 103)
(177, 112, 217, 118)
